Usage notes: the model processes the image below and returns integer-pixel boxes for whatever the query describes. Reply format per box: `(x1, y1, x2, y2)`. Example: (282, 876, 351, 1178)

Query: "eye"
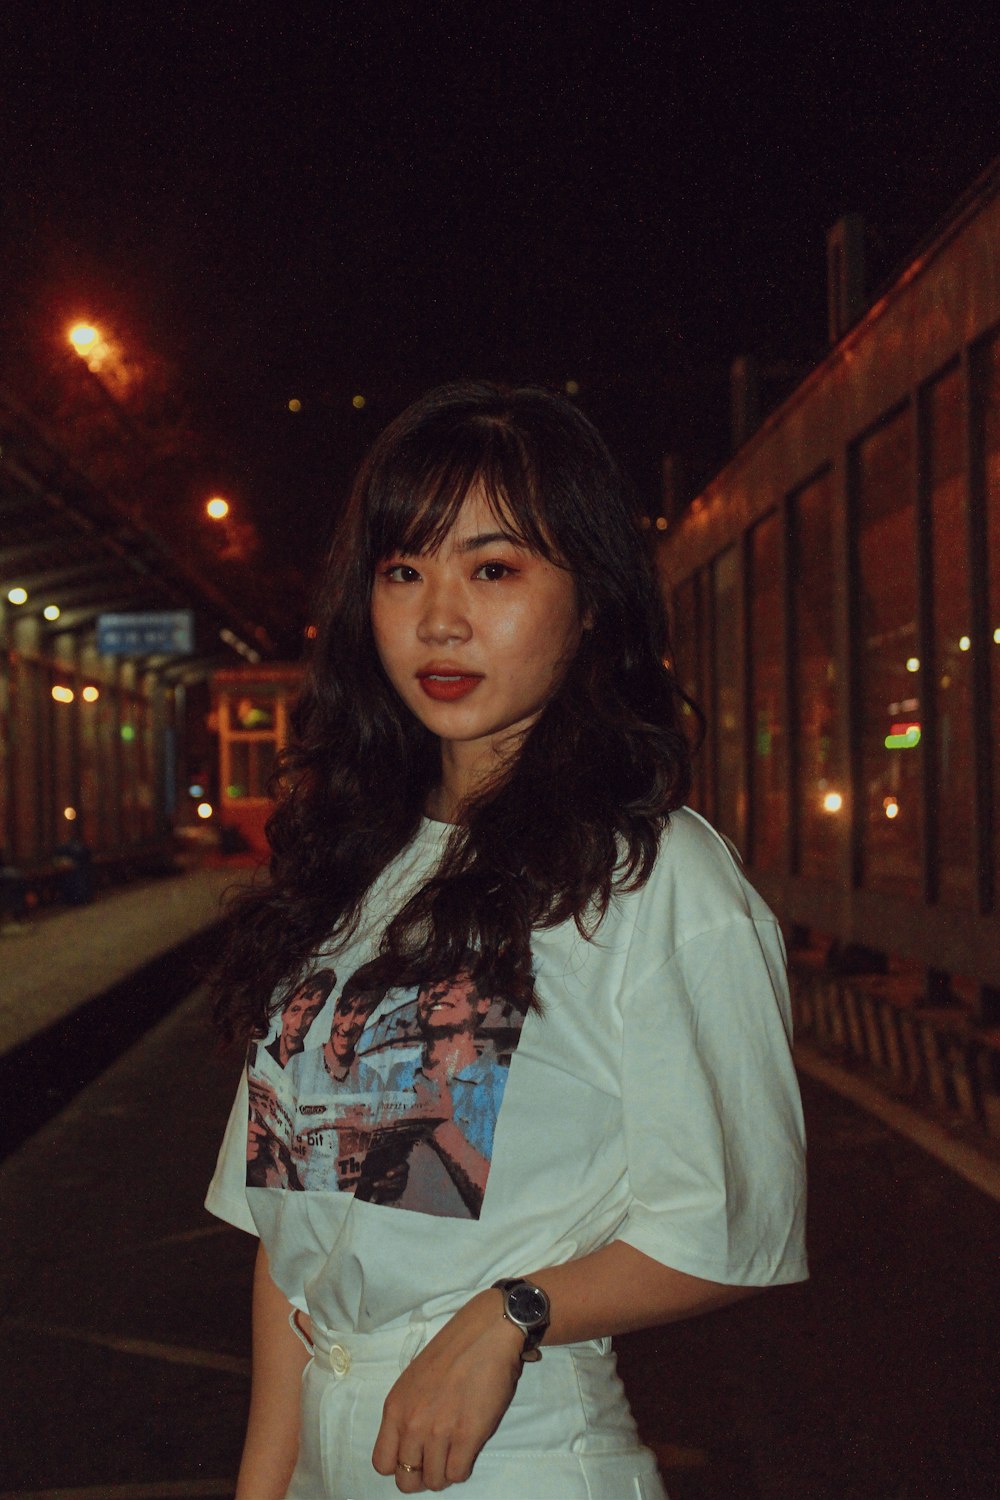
(381, 563, 421, 583)
(473, 560, 516, 581)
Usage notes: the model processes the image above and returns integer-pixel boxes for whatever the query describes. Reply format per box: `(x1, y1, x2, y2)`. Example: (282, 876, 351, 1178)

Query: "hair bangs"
(367, 420, 558, 564)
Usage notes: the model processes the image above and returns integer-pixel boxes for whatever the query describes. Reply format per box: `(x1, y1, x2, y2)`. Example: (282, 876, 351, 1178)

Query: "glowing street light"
(68, 323, 100, 355)
(7, 586, 28, 605)
(206, 496, 230, 520)
(43, 604, 61, 621)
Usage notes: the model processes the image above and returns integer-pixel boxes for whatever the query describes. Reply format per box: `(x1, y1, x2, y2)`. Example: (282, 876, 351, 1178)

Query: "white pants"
(284, 1318, 668, 1500)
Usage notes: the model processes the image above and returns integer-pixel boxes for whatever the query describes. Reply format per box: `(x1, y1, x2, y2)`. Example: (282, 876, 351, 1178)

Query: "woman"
(207, 382, 807, 1498)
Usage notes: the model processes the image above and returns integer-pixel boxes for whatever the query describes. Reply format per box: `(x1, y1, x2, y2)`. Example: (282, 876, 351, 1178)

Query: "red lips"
(416, 667, 484, 702)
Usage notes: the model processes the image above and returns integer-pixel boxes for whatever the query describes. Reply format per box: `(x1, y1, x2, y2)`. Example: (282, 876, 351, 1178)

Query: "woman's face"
(370, 487, 587, 769)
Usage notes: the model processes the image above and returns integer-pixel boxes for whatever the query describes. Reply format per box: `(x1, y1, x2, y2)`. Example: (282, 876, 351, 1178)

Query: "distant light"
(305, 624, 318, 640)
(120, 724, 136, 742)
(43, 603, 61, 621)
(885, 724, 921, 750)
(959, 635, 971, 652)
(63, 806, 77, 821)
(188, 784, 205, 798)
(905, 657, 920, 673)
(639, 516, 651, 530)
(206, 496, 230, 520)
(68, 323, 100, 354)
(82, 684, 100, 702)
(51, 685, 74, 704)
(884, 796, 900, 820)
(822, 791, 843, 814)
(352, 394, 366, 410)
(994, 627, 1000, 644)
(197, 801, 214, 820)
(655, 517, 668, 532)
(288, 398, 302, 412)
(564, 379, 580, 396)
(7, 586, 28, 605)
(226, 784, 245, 799)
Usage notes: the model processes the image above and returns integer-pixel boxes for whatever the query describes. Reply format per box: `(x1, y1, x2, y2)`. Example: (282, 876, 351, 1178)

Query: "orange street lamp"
(206, 496, 230, 520)
(68, 323, 101, 355)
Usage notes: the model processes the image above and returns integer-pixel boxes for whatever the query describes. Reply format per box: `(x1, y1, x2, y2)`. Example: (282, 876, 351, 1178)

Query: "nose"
(416, 578, 472, 645)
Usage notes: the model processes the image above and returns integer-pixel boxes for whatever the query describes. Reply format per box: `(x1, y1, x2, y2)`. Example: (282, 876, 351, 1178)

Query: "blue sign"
(97, 610, 195, 656)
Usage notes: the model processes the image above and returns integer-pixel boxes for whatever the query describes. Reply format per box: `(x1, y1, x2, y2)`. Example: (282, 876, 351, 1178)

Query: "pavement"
(0, 863, 240, 1056)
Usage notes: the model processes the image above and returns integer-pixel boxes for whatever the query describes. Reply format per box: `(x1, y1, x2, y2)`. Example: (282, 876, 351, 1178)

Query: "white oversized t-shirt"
(206, 807, 807, 1334)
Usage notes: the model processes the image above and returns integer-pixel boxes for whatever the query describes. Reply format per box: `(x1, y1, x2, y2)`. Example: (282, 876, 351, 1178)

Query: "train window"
(749, 511, 786, 870)
(790, 471, 841, 880)
(227, 739, 275, 800)
(856, 405, 922, 895)
(927, 365, 975, 906)
(712, 544, 746, 852)
(982, 332, 1000, 910)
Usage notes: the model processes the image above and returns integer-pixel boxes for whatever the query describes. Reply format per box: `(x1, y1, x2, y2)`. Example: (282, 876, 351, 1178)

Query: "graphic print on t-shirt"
(246, 965, 526, 1219)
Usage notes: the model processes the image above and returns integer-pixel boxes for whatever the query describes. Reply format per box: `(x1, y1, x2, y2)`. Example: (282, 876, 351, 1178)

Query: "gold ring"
(397, 1460, 422, 1474)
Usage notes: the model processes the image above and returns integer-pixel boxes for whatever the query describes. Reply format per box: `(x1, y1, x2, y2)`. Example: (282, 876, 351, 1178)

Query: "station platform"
(0, 861, 244, 1058)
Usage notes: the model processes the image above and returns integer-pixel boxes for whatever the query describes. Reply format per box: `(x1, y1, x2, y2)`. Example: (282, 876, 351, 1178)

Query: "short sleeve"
(205, 1067, 259, 1237)
(617, 916, 807, 1286)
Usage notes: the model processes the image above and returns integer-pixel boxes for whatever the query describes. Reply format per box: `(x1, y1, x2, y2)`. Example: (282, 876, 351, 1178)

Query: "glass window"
(232, 694, 275, 731)
(790, 471, 842, 879)
(856, 405, 922, 894)
(50, 668, 77, 845)
(227, 738, 275, 799)
(712, 545, 746, 851)
(671, 575, 707, 812)
(926, 365, 975, 906)
(982, 331, 1000, 909)
(748, 512, 786, 870)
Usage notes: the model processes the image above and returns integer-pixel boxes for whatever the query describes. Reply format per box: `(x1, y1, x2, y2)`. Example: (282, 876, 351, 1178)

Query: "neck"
(430, 736, 514, 823)
(424, 1031, 477, 1074)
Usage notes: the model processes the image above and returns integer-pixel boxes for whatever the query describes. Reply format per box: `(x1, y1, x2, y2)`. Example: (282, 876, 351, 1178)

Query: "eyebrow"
(454, 529, 530, 554)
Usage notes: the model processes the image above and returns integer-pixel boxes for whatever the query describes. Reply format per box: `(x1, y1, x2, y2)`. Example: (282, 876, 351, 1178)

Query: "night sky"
(4, 3, 1000, 579)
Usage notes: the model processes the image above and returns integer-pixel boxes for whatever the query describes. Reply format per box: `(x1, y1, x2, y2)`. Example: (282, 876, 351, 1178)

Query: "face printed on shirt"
(416, 971, 491, 1036)
(329, 986, 381, 1063)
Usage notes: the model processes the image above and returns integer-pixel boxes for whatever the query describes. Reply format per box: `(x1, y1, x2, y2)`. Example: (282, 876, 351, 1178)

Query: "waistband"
(290, 1310, 613, 1380)
(290, 1310, 448, 1377)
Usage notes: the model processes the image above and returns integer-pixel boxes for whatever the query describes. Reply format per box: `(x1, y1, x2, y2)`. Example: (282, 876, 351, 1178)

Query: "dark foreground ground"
(0, 983, 997, 1500)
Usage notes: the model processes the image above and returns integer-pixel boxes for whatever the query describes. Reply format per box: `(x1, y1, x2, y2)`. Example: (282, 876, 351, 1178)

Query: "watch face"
(507, 1283, 549, 1328)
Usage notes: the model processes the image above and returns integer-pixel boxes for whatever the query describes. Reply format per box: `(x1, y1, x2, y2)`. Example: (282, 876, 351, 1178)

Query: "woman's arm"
(235, 1242, 311, 1500)
(372, 1239, 758, 1492)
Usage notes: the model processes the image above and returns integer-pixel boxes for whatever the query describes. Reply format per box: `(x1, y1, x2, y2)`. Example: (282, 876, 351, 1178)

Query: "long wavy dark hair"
(212, 382, 695, 1042)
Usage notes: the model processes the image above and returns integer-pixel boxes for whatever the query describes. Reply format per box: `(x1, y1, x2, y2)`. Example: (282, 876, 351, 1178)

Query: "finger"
(418, 1429, 451, 1492)
(371, 1414, 401, 1477)
(394, 1454, 427, 1493)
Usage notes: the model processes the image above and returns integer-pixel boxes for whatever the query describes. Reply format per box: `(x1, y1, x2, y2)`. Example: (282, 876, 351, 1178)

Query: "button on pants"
(284, 1319, 668, 1499)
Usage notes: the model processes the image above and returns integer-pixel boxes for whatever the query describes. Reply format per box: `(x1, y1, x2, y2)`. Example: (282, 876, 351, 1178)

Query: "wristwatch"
(492, 1277, 550, 1362)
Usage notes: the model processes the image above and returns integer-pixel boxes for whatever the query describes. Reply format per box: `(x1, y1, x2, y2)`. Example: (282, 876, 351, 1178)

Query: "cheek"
(370, 602, 411, 681)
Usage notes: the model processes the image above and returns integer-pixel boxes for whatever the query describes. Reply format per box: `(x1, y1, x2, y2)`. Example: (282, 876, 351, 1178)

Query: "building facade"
(659, 161, 1000, 1027)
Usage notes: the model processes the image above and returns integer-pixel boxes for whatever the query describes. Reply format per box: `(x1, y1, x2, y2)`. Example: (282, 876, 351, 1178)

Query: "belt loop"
(289, 1308, 315, 1355)
(399, 1320, 428, 1370)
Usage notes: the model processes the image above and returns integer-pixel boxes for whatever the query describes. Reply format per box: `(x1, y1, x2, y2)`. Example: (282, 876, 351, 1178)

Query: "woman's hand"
(371, 1291, 524, 1492)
